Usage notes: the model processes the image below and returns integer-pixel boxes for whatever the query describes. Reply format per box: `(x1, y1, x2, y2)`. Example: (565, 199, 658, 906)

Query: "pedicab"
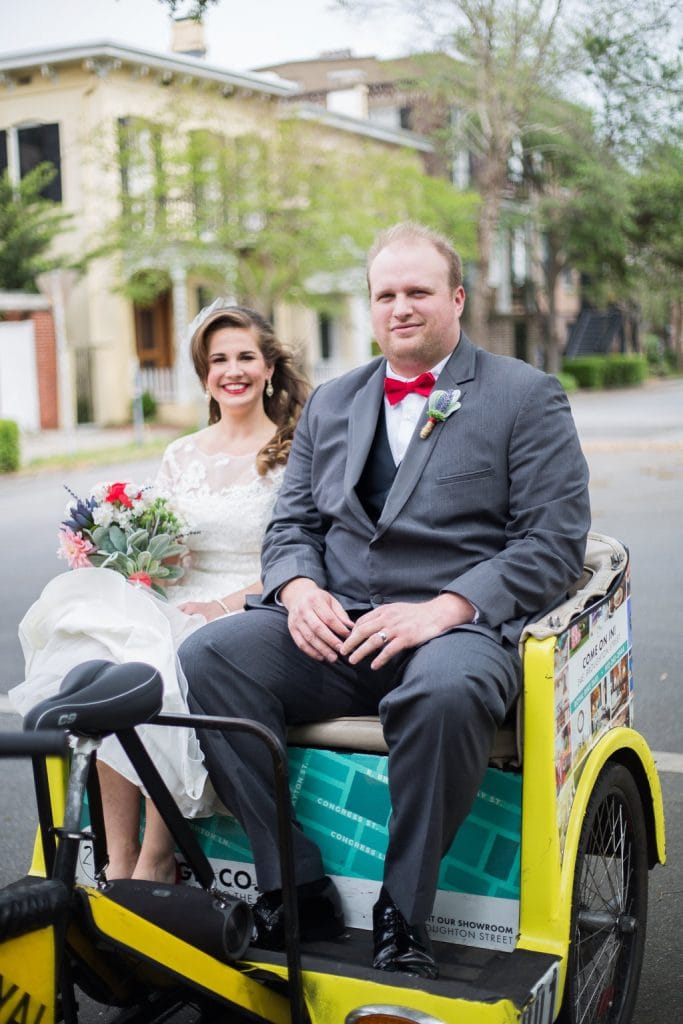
(0, 531, 665, 1024)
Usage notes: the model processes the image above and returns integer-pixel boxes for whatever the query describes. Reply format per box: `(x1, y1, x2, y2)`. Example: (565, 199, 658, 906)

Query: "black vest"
(356, 408, 398, 524)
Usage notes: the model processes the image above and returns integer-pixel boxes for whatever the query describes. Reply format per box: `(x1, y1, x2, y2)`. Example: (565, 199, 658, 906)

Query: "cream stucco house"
(0, 32, 431, 427)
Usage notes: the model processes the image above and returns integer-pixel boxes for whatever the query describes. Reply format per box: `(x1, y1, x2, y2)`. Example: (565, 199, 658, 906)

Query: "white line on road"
(1, 695, 682, 772)
(652, 751, 683, 775)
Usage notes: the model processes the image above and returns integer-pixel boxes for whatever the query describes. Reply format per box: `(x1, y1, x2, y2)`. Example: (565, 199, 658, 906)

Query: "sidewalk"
(20, 423, 181, 467)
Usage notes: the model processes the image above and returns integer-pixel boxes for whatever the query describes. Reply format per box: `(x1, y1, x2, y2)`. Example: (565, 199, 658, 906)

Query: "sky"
(0, 0, 429, 73)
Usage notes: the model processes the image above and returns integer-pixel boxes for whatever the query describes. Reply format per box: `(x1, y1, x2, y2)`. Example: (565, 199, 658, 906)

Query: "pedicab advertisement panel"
(553, 566, 632, 850)
(185, 753, 523, 951)
(77, 753, 522, 952)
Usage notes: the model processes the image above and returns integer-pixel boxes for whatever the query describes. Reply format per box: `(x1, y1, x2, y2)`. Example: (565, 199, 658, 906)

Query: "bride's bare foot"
(105, 849, 139, 880)
(132, 853, 178, 885)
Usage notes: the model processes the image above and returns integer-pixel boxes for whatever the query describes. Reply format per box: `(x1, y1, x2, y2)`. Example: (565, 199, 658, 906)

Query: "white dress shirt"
(384, 355, 450, 465)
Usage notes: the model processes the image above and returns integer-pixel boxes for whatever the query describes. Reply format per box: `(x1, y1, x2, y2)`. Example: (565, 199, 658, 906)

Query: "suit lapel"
(344, 361, 387, 524)
(375, 335, 477, 537)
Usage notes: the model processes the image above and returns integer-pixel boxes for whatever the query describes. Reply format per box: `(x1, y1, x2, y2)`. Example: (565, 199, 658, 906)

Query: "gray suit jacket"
(256, 334, 591, 646)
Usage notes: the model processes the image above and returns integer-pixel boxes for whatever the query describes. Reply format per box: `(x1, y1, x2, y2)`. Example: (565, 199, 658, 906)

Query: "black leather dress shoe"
(252, 875, 346, 950)
(372, 887, 438, 979)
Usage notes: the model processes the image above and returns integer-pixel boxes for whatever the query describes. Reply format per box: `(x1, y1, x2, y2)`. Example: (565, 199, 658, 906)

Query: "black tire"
(558, 762, 648, 1024)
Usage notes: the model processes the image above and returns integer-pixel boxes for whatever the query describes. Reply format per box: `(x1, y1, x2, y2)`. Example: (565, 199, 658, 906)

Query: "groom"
(180, 222, 591, 978)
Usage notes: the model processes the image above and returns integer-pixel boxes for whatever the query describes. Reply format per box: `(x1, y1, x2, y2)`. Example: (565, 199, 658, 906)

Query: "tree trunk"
(545, 255, 565, 374)
(467, 186, 500, 345)
(671, 299, 683, 370)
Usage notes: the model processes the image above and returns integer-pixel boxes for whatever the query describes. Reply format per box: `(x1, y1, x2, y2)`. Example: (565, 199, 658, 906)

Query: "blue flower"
(420, 388, 462, 438)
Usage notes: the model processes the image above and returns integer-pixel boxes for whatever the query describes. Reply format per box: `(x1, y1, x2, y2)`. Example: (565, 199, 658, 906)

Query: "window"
(0, 123, 62, 200)
(448, 108, 471, 189)
(318, 312, 340, 361)
(118, 117, 165, 230)
(189, 129, 226, 239)
(399, 106, 413, 130)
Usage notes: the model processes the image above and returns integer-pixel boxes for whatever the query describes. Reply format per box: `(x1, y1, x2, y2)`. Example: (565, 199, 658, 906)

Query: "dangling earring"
(265, 379, 274, 398)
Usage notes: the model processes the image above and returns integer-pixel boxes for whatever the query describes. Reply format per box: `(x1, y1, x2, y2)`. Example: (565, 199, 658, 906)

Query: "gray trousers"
(179, 605, 521, 924)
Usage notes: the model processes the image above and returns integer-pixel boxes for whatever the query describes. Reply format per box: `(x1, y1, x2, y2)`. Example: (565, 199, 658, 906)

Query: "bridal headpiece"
(187, 297, 232, 341)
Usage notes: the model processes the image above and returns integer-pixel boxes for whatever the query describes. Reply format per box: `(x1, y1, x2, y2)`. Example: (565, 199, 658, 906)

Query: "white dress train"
(10, 434, 284, 818)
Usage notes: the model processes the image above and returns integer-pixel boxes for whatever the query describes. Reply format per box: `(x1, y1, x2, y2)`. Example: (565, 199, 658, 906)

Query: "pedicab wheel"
(558, 763, 648, 1024)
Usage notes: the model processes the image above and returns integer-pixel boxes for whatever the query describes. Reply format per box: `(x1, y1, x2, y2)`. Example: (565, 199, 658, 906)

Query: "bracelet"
(214, 598, 230, 616)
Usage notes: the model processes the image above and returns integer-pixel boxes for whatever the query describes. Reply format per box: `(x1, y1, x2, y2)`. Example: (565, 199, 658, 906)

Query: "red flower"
(105, 482, 137, 508)
(128, 571, 152, 588)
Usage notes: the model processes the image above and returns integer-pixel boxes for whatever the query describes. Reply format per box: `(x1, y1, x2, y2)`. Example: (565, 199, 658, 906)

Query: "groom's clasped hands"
(280, 576, 476, 669)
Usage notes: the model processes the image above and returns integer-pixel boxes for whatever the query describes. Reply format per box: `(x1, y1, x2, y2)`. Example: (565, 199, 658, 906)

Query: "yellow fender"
(553, 727, 664, 1012)
(559, 725, 666, 919)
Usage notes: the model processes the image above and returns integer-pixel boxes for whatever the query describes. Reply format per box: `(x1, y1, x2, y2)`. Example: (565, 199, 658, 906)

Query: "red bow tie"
(383, 371, 435, 406)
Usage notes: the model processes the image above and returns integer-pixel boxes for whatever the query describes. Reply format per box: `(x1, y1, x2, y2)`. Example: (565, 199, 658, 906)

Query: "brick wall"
(32, 310, 59, 429)
(462, 317, 516, 358)
(1, 303, 58, 428)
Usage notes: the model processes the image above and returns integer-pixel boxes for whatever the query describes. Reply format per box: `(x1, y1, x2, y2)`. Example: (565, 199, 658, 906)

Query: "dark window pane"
(18, 123, 62, 201)
(138, 310, 156, 351)
(118, 116, 132, 197)
(0, 130, 7, 177)
(319, 313, 332, 360)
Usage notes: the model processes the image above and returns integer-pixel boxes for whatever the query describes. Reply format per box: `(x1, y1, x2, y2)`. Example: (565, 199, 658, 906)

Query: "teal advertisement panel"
(78, 746, 521, 949)
(188, 747, 522, 950)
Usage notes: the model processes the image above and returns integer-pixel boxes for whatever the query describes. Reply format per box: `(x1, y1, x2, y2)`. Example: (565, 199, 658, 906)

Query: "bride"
(11, 304, 309, 883)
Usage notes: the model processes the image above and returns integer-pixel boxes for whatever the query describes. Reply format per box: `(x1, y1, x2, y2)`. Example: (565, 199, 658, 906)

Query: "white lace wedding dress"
(10, 434, 284, 818)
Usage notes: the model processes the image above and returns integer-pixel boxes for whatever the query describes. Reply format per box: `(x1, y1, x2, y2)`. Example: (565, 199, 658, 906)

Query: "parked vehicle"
(0, 532, 665, 1024)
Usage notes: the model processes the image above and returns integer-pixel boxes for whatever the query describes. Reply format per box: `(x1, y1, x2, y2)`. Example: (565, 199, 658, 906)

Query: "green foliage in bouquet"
(89, 525, 187, 597)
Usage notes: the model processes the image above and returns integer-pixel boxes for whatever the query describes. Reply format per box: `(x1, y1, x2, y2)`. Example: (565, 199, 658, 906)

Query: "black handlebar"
(0, 731, 69, 758)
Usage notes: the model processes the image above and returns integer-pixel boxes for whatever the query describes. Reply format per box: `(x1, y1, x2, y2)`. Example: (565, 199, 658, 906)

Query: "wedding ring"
(378, 631, 388, 644)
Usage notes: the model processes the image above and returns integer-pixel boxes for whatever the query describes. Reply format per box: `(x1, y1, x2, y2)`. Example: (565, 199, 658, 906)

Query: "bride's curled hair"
(190, 305, 310, 474)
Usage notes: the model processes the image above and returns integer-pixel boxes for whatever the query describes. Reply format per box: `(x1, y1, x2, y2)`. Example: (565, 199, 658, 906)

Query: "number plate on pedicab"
(521, 961, 559, 1024)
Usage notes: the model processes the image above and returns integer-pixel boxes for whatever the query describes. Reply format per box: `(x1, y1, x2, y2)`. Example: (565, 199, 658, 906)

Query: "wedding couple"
(14, 221, 591, 979)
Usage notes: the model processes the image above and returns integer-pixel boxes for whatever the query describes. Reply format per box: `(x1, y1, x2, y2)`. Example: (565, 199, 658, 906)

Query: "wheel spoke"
(572, 791, 639, 1022)
(575, 930, 621, 1022)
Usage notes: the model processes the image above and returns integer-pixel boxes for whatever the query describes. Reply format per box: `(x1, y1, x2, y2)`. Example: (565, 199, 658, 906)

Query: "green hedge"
(141, 390, 157, 421)
(130, 390, 157, 424)
(0, 419, 20, 473)
(603, 354, 649, 387)
(562, 355, 649, 389)
(561, 357, 606, 388)
(553, 372, 579, 393)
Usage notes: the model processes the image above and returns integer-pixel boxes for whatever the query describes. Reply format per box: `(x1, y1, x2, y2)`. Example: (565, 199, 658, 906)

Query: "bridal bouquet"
(58, 481, 190, 598)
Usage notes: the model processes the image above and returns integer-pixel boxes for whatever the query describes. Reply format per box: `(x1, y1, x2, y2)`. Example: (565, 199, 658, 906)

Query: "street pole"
(131, 359, 145, 446)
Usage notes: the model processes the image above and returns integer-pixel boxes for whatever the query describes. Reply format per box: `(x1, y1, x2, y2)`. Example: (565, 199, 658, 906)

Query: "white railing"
(139, 366, 176, 402)
(312, 360, 348, 386)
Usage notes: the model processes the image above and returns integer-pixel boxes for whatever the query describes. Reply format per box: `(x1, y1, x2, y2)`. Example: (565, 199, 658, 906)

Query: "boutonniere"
(420, 388, 462, 439)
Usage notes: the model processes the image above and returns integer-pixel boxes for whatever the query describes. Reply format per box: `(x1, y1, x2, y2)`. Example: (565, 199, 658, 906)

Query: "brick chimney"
(171, 17, 207, 59)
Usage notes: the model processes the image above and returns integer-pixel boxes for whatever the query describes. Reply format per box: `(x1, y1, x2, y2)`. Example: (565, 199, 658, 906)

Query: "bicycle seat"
(23, 660, 163, 737)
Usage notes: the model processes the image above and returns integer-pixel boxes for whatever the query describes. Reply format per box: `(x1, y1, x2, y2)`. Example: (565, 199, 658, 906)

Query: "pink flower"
(128, 571, 153, 588)
(57, 527, 96, 569)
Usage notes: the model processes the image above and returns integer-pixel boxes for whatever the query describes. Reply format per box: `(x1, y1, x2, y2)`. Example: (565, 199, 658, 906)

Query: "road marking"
(652, 751, 683, 775)
(1, 694, 681, 772)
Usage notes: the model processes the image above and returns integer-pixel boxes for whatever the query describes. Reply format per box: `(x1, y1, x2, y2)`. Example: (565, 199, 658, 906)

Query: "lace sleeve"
(155, 440, 181, 493)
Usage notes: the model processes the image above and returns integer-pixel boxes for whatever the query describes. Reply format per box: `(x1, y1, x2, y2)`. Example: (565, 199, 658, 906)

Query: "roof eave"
(0, 41, 298, 97)
(293, 104, 433, 152)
